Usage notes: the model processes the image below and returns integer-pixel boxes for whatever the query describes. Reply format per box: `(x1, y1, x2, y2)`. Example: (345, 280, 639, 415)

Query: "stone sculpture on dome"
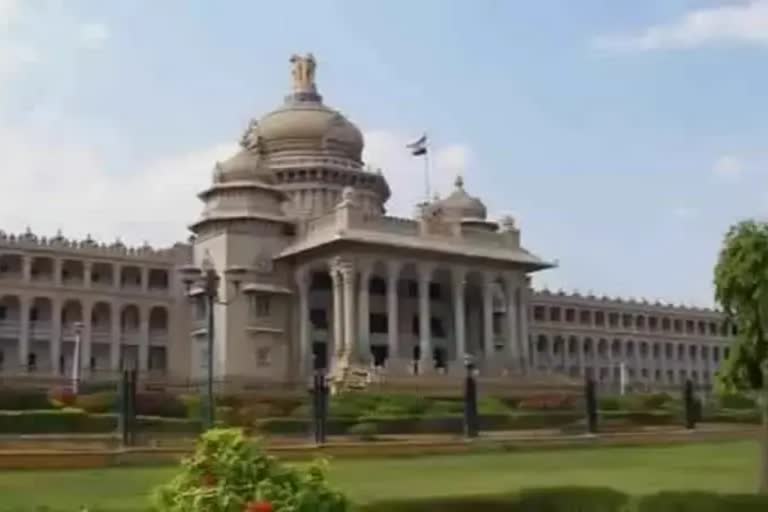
(290, 53, 317, 93)
(239, 118, 261, 152)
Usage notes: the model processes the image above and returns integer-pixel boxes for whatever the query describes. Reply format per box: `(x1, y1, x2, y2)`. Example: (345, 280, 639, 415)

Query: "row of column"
(296, 258, 531, 375)
(8, 298, 157, 373)
(3, 255, 165, 291)
(533, 336, 719, 383)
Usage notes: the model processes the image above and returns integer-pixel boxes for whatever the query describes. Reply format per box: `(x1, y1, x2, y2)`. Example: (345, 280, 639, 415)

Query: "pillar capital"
(386, 259, 402, 278)
(295, 265, 311, 289)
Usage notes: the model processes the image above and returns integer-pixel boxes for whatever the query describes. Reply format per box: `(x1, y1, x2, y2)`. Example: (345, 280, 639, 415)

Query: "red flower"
(201, 473, 217, 487)
(246, 501, 273, 512)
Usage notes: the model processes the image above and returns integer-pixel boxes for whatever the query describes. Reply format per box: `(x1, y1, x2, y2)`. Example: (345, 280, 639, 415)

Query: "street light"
(178, 258, 252, 430)
(71, 321, 84, 395)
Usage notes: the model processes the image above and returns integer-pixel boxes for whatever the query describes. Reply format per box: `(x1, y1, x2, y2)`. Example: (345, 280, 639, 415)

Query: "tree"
(714, 220, 768, 493)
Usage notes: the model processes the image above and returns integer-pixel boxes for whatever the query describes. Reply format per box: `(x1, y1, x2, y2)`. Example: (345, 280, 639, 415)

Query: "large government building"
(0, 55, 734, 389)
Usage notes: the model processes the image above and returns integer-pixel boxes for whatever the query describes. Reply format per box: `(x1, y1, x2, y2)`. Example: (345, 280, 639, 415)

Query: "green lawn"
(0, 441, 759, 511)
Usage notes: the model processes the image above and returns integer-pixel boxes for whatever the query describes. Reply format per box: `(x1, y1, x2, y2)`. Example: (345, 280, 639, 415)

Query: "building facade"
(0, 54, 734, 389)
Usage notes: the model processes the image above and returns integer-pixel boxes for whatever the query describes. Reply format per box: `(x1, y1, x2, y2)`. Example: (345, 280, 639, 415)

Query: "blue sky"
(1, 0, 767, 307)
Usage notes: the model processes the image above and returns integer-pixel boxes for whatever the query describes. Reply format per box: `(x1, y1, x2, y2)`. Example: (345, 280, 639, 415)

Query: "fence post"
(684, 379, 696, 430)
(311, 371, 328, 445)
(463, 358, 479, 439)
(118, 369, 137, 446)
(585, 377, 598, 435)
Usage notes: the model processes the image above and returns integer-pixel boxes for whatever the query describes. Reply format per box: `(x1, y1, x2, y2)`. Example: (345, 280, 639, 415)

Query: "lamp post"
(179, 257, 249, 430)
(71, 322, 84, 395)
(463, 353, 478, 439)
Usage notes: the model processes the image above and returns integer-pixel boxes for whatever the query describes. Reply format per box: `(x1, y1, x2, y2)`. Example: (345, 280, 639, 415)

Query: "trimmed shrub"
(47, 386, 77, 408)
(179, 394, 201, 419)
(135, 393, 187, 418)
(347, 422, 378, 441)
(634, 491, 768, 512)
(478, 396, 512, 415)
(362, 487, 629, 512)
(717, 393, 756, 410)
(0, 409, 113, 434)
(0, 409, 201, 434)
(75, 391, 118, 414)
(517, 394, 578, 411)
(0, 388, 53, 410)
(516, 486, 629, 512)
(599, 397, 622, 411)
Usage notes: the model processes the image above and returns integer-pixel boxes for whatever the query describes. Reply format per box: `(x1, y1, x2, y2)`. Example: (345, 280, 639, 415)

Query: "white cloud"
(712, 155, 744, 181)
(0, 125, 236, 246)
(78, 23, 109, 49)
(595, 0, 768, 51)
(363, 130, 472, 216)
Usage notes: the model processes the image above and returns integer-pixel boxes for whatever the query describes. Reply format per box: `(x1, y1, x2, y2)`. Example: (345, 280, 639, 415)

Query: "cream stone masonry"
(0, 54, 736, 389)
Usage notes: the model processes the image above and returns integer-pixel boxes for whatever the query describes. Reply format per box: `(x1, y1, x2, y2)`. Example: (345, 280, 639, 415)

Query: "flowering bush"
(47, 386, 77, 408)
(152, 428, 348, 512)
(517, 394, 577, 411)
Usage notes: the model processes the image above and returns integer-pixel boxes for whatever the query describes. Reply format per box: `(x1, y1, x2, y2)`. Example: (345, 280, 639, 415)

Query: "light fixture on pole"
(72, 322, 84, 395)
(178, 257, 254, 430)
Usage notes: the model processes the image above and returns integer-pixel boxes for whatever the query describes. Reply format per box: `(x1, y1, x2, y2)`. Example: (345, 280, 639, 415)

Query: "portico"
(293, 255, 532, 377)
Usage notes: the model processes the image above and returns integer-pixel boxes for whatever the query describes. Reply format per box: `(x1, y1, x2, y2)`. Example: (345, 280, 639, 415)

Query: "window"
(310, 309, 328, 329)
(369, 277, 386, 295)
(253, 295, 270, 317)
(411, 315, 419, 335)
(431, 317, 445, 338)
(370, 313, 387, 334)
(92, 273, 100, 283)
(565, 309, 576, 322)
(429, 283, 441, 300)
(533, 306, 546, 321)
(594, 311, 605, 326)
(0, 306, 6, 320)
(29, 308, 38, 322)
(407, 281, 418, 297)
(256, 347, 271, 367)
(27, 353, 36, 372)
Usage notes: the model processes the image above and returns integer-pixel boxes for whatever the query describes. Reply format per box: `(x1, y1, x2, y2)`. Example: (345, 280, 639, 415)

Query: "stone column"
(331, 266, 344, 362)
(110, 302, 121, 371)
(51, 298, 62, 375)
(114, 264, 122, 289)
(417, 264, 433, 373)
(19, 296, 31, 372)
(296, 267, 311, 375)
(504, 274, 519, 369)
(22, 256, 32, 282)
(139, 308, 149, 372)
(81, 301, 93, 377)
(340, 261, 357, 364)
(358, 264, 372, 365)
(386, 261, 401, 365)
(54, 259, 63, 287)
(517, 285, 530, 370)
(84, 262, 93, 289)
(577, 338, 585, 377)
(141, 267, 149, 293)
(452, 267, 467, 365)
(482, 273, 495, 369)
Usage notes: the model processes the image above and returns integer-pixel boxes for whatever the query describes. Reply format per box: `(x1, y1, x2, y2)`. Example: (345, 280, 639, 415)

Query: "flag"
(407, 134, 428, 156)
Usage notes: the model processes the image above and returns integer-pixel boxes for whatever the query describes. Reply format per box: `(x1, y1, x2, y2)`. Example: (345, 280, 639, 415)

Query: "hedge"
(0, 389, 54, 410)
(361, 488, 768, 512)
(361, 486, 629, 512)
(0, 409, 201, 434)
(256, 412, 585, 436)
(634, 491, 768, 512)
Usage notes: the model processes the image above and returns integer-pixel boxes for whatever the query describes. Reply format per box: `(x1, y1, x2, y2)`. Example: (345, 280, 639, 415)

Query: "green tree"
(714, 220, 768, 492)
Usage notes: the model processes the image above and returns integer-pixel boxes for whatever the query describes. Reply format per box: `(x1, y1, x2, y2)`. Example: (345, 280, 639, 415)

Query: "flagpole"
(423, 133, 431, 202)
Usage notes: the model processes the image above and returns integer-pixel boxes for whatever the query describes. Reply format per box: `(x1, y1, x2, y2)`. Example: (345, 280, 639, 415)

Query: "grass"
(0, 440, 760, 511)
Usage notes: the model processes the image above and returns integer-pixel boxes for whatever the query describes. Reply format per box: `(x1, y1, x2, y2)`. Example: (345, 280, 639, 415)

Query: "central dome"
(243, 53, 364, 162)
(258, 100, 363, 161)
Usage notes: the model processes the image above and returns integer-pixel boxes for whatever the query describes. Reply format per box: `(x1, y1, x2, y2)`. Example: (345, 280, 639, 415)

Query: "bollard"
(311, 371, 328, 445)
(684, 379, 696, 430)
(463, 361, 479, 439)
(585, 377, 598, 435)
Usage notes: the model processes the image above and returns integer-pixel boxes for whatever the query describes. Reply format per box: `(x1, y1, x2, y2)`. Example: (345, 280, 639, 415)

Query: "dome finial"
(290, 53, 317, 95)
(455, 175, 464, 189)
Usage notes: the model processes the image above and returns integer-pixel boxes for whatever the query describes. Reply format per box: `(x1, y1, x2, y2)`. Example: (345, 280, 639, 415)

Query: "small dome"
(432, 176, 487, 220)
(214, 149, 271, 183)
